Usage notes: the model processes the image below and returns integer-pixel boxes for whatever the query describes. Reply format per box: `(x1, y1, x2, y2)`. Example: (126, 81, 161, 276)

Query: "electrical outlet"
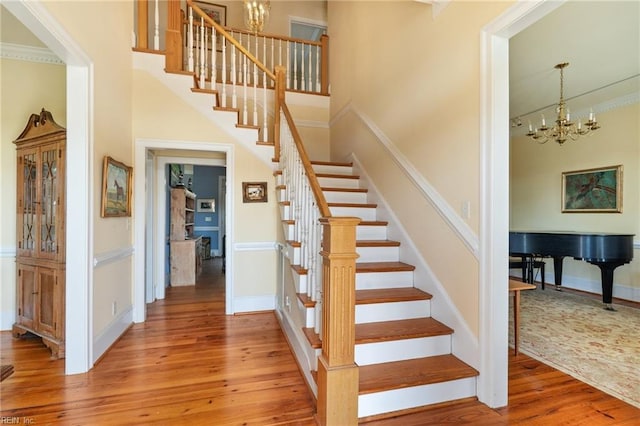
(205, 216, 212, 222)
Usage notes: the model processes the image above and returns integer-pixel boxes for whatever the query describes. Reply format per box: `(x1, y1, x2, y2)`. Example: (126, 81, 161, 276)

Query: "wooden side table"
(509, 279, 536, 355)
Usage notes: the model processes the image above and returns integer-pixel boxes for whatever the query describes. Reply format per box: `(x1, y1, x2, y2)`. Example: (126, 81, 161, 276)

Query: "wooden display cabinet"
(12, 109, 66, 358)
(170, 188, 202, 285)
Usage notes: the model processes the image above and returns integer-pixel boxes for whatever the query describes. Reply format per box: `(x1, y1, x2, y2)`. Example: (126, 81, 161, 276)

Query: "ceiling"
(509, 1, 639, 130)
(3, 2, 639, 128)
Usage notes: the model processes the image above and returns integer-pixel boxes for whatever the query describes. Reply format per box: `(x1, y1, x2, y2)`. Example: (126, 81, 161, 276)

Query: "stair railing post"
(316, 216, 360, 426)
(274, 66, 286, 162)
(136, 0, 148, 50)
(165, 0, 183, 72)
(320, 34, 329, 95)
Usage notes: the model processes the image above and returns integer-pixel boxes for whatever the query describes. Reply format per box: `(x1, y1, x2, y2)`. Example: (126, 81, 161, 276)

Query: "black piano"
(509, 231, 634, 310)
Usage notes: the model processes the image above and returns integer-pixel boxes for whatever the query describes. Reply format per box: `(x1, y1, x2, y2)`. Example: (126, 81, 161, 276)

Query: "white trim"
(0, 247, 16, 258)
(4, 0, 95, 376)
(332, 102, 479, 259)
(134, 138, 235, 319)
(194, 226, 220, 232)
(233, 241, 278, 251)
(92, 305, 133, 363)
(0, 42, 64, 65)
(479, 0, 565, 409)
(93, 247, 134, 268)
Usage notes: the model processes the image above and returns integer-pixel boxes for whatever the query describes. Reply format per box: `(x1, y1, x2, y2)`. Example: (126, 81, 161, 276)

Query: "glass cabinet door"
(39, 145, 59, 259)
(17, 148, 38, 257)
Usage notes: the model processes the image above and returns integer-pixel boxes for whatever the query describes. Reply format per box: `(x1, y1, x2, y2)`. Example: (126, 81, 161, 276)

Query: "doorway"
(134, 139, 236, 323)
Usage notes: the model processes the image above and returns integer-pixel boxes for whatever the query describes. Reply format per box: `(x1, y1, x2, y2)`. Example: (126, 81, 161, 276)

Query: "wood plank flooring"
(1, 258, 638, 425)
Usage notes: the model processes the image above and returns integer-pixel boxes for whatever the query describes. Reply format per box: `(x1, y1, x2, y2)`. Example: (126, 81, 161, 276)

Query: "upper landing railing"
(134, 0, 329, 96)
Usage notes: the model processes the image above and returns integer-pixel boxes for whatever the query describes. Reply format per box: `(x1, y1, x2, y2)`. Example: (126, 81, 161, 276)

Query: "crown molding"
(414, 0, 451, 18)
(0, 42, 64, 65)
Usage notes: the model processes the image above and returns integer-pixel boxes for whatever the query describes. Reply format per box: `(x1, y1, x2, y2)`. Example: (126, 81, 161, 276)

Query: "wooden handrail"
(280, 102, 331, 218)
(187, 0, 276, 81)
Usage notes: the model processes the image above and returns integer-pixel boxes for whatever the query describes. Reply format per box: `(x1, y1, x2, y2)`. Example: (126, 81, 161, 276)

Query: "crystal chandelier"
(526, 62, 600, 145)
(244, 0, 271, 33)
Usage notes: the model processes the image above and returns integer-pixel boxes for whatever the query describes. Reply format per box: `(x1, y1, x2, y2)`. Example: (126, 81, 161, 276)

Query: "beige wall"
(511, 103, 640, 296)
(327, 1, 513, 336)
(0, 58, 66, 330)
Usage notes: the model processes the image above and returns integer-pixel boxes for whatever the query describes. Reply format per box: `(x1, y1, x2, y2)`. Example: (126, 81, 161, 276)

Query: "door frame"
(133, 138, 235, 322)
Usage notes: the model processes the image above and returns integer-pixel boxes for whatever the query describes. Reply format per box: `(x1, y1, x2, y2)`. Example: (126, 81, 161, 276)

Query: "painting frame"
(561, 165, 622, 213)
(197, 198, 216, 213)
(101, 156, 133, 217)
(191, 1, 227, 51)
(242, 182, 268, 203)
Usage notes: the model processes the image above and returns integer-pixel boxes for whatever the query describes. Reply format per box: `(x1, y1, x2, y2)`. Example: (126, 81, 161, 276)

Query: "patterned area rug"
(509, 287, 640, 408)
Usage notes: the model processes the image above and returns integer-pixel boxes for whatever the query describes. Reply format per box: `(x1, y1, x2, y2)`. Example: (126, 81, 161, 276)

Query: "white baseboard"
(233, 295, 276, 313)
(523, 271, 640, 303)
(92, 305, 133, 364)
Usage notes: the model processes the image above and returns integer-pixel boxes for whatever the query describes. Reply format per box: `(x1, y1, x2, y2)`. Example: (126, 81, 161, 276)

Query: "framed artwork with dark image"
(197, 198, 215, 213)
(562, 165, 622, 213)
(101, 156, 133, 217)
(242, 182, 268, 203)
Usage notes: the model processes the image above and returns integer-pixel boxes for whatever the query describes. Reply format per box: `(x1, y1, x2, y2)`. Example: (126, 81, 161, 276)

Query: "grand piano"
(509, 231, 635, 310)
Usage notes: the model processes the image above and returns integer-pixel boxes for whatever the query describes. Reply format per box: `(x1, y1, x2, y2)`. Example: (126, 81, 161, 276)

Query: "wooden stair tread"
(355, 287, 432, 305)
(356, 261, 415, 273)
(359, 355, 479, 395)
(321, 187, 368, 193)
(356, 240, 400, 247)
(303, 327, 322, 349)
(359, 221, 388, 226)
(315, 173, 360, 180)
(328, 202, 377, 208)
(311, 160, 353, 167)
(297, 293, 315, 308)
(355, 317, 453, 344)
(191, 87, 218, 95)
(291, 265, 307, 275)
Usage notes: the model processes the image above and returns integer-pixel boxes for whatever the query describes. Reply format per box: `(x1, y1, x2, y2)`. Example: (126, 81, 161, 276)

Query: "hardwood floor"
(1, 259, 638, 425)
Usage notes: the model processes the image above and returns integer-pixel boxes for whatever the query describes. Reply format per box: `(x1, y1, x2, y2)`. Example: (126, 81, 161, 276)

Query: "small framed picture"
(197, 198, 215, 212)
(242, 182, 268, 203)
(101, 156, 133, 217)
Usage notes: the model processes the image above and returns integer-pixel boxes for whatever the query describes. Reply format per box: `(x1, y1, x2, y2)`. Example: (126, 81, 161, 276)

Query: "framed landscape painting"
(562, 165, 622, 213)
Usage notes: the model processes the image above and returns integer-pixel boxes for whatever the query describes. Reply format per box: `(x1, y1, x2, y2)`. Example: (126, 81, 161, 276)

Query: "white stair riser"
(282, 223, 295, 240)
(296, 300, 315, 328)
(356, 271, 414, 289)
(292, 271, 307, 294)
(355, 335, 450, 365)
(317, 177, 360, 188)
(286, 244, 300, 266)
(357, 225, 387, 240)
(312, 164, 354, 175)
(279, 204, 291, 220)
(322, 191, 367, 204)
(358, 377, 477, 418)
(329, 206, 376, 220)
(355, 300, 430, 324)
(277, 187, 286, 202)
(357, 246, 399, 262)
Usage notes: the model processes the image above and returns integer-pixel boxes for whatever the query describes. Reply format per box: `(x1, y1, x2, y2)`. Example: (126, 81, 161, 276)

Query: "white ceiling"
(509, 1, 640, 128)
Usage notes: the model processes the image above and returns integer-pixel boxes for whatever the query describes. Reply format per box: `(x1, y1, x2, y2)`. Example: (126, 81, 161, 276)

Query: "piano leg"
(591, 261, 627, 311)
(552, 256, 564, 291)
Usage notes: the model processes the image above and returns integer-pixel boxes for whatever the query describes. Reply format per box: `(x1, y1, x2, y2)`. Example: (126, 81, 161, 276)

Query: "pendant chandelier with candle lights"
(244, 0, 271, 33)
(526, 62, 601, 145)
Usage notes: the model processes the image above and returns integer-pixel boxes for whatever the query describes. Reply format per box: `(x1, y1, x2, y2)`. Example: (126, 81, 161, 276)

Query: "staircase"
(277, 161, 479, 420)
